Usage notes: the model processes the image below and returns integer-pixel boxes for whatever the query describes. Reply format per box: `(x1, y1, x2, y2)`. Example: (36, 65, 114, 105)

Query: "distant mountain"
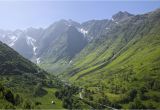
(0, 28, 43, 59)
(36, 21, 87, 73)
(112, 11, 134, 22)
(0, 19, 88, 74)
(0, 40, 47, 81)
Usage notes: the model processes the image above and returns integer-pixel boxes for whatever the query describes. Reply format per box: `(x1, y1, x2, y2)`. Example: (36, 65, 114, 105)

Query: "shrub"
(153, 80, 160, 90)
(146, 102, 156, 109)
(23, 100, 32, 109)
(3, 104, 15, 109)
(33, 83, 47, 97)
(4, 90, 15, 105)
(14, 94, 22, 105)
(128, 89, 137, 101)
(128, 98, 146, 109)
(35, 101, 42, 106)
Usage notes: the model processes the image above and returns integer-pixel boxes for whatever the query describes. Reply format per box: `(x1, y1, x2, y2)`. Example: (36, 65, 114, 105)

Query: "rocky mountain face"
(0, 28, 43, 59)
(0, 20, 88, 65)
(0, 11, 134, 72)
(0, 9, 160, 75)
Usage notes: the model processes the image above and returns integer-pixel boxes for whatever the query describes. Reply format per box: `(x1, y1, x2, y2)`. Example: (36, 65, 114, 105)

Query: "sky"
(0, 1, 160, 30)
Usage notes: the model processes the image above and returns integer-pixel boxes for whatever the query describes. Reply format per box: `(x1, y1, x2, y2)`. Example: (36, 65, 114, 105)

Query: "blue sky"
(0, 1, 160, 30)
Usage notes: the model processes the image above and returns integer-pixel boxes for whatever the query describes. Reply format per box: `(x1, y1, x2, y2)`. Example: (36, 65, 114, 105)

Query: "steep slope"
(0, 41, 64, 109)
(66, 9, 160, 109)
(0, 41, 46, 76)
(0, 20, 87, 74)
(37, 20, 87, 74)
(0, 28, 43, 59)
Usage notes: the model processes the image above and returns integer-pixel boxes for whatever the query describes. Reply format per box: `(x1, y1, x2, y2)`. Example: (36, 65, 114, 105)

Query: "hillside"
(38, 21, 87, 73)
(0, 41, 64, 109)
(65, 9, 160, 109)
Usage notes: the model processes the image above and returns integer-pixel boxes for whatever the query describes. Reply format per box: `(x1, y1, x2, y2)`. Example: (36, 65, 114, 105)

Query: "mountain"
(36, 20, 87, 73)
(0, 41, 46, 76)
(0, 41, 65, 109)
(0, 9, 160, 109)
(0, 28, 43, 59)
(112, 11, 134, 22)
(65, 9, 160, 109)
(0, 19, 88, 74)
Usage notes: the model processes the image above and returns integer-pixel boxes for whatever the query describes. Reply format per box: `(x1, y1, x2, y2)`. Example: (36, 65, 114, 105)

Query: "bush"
(0, 83, 4, 92)
(146, 102, 156, 109)
(120, 89, 137, 103)
(128, 98, 146, 109)
(140, 86, 148, 93)
(35, 101, 42, 106)
(129, 89, 137, 101)
(23, 100, 32, 109)
(14, 94, 22, 105)
(4, 90, 15, 105)
(153, 80, 160, 90)
(33, 83, 47, 97)
(3, 104, 15, 109)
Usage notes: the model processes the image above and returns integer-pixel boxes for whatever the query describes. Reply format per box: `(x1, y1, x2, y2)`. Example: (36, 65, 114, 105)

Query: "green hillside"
(66, 9, 160, 109)
(0, 41, 64, 109)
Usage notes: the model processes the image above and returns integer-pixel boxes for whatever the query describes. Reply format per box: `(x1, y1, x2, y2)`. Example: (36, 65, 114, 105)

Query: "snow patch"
(36, 57, 41, 64)
(9, 35, 18, 47)
(26, 36, 37, 56)
(78, 28, 88, 35)
(115, 22, 119, 24)
(69, 60, 72, 64)
(64, 21, 71, 27)
(105, 27, 110, 30)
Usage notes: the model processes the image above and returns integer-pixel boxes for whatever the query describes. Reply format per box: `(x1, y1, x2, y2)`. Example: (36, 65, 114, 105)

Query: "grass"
(66, 20, 160, 108)
(34, 88, 63, 109)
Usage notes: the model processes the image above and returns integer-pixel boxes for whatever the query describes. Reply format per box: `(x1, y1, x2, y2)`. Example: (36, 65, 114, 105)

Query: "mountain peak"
(112, 11, 134, 22)
(56, 19, 80, 28)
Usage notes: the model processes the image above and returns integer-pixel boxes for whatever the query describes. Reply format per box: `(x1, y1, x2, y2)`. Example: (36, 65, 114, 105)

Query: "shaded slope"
(0, 41, 56, 109)
(0, 41, 46, 77)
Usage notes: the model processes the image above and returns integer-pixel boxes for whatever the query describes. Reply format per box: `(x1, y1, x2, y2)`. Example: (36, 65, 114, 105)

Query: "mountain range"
(0, 8, 160, 109)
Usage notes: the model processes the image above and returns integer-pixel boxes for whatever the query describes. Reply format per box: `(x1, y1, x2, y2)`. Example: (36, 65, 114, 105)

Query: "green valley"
(0, 3, 160, 109)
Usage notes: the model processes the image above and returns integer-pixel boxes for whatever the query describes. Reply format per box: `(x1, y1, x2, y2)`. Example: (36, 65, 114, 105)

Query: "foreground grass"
(34, 87, 63, 109)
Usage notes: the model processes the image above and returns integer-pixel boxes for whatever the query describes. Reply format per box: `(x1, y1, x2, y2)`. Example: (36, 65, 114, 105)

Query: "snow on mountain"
(105, 27, 110, 30)
(26, 36, 37, 56)
(8, 35, 18, 47)
(36, 57, 41, 64)
(78, 28, 88, 35)
(115, 22, 119, 24)
(69, 60, 72, 64)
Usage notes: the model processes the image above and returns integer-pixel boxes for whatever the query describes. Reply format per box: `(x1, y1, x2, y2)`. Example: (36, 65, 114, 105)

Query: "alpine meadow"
(0, 1, 160, 109)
